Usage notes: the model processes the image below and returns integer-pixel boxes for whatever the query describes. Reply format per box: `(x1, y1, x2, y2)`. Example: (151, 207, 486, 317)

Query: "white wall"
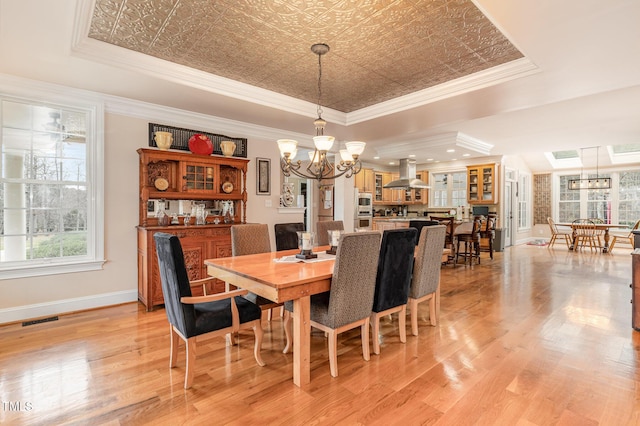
(0, 93, 295, 324)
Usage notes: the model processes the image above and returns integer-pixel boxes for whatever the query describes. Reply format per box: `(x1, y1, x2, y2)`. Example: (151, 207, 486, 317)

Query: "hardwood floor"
(1, 245, 639, 425)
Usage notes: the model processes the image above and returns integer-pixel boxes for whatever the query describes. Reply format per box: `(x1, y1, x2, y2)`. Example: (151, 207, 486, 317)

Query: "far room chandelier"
(568, 146, 612, 190)
(277, 43, 365, 181)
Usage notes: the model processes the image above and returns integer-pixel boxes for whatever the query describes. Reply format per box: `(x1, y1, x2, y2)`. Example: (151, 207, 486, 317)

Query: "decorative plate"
(154, 177, 169, 191)
(222, 181, 234, 193)
(188, 134, 213, 155)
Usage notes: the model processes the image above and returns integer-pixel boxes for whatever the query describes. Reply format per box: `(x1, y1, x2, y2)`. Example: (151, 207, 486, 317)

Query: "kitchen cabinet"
(467, 163, 497, 204)
(374, 171, 395, 203)
(137, 148, 249, 310)
(401, 171, 428, 205)
(355, 167, 375, 193)
(372, 219, 409, 231)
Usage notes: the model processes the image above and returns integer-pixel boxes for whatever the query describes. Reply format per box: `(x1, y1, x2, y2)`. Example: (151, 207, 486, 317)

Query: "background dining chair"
(370, 227, 418, 355)
(408, 220, 439, 237)
(283, 231, 382, 377)
(409, 225, 447, 335)
(153, 233, 265, 389)
(274, 222, 304, 251)
(316, 220, 344, 246)
(478, 214, 497, 259)
(231, 224, 283, 320)
(608, 218, 640, 252)
(454, 217, 481, 266)
(572, 219, 598, 251)
(547, 217, 572, 248)
(430, 216, 456, 264)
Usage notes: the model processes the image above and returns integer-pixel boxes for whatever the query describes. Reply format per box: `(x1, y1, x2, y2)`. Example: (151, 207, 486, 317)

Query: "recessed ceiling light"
(388, 161, 395, 165)
(408, 154, 416, 158)
(451, 158, 457, 161)
(446, 149, 455, 153)
(462, 153, 470, 157)
(373, 156, 380, 159)
(426, 158, 434, 161)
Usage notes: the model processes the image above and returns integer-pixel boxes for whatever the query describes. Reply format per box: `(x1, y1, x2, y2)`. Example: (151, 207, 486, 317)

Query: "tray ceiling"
(88, 0, 523, 113)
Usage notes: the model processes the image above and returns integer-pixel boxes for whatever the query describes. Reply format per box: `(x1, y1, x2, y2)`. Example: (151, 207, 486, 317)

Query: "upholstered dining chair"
(274, 222, 304, 251)
(283, 231, 382, 377)
(572, 219, 598, 251)
(370, 227, 418, 355)
(316, 220, 344, 246)
(408, 220, 439, 237)
(409, 225, 447, 335)
(153, 233, 265, 389)
(547, 217, 572, 248)
(231, 224, 283, 320)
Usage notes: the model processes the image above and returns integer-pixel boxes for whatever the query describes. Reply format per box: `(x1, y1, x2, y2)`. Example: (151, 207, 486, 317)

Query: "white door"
(504, 181, 516, 247)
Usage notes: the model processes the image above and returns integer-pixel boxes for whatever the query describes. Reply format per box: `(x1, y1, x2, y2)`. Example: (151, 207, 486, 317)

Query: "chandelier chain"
(317, 51, 323, 120)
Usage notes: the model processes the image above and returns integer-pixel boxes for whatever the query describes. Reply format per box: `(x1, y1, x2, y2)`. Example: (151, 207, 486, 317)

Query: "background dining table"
(558, 222, 627, 252)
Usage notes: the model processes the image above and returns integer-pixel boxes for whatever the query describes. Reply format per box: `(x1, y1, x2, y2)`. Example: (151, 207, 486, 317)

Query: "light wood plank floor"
(1, 244, 639, 425)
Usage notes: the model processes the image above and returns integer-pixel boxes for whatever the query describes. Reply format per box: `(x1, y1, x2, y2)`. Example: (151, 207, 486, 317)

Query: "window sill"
(0, 260, 106, 280)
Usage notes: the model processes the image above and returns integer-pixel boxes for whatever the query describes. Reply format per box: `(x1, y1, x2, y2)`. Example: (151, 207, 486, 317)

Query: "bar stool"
(454, 217, 481, 266)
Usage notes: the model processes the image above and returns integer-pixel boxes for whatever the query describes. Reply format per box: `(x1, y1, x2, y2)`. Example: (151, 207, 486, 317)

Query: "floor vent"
(22, 316, 59, 327)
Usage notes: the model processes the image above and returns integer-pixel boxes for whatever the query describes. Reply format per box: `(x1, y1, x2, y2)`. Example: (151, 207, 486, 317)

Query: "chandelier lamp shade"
(568, 146, 612, 190)
(278, 43, 365, 181)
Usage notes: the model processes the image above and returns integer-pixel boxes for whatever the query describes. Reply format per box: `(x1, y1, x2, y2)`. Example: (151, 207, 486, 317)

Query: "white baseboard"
(0, 290, 138, 325)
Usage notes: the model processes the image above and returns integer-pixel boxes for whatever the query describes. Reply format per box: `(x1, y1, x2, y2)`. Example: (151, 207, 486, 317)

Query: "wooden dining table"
(204, 246, 452, 387)
(558, 222, 627, 253)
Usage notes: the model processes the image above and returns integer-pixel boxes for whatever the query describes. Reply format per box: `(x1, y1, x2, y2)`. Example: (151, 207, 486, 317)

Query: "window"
(432, 171, 466, 207)
(518, 173, 530, 229)
(556, 171, 639, 226)
(0, 93, 104, 278)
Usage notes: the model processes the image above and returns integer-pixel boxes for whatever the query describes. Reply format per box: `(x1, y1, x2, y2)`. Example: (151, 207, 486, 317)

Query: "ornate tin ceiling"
(88, 0, 523, 113)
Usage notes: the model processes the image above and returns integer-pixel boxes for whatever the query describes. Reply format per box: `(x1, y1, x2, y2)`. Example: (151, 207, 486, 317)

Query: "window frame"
(0, 84, 105, 279)
(430, 170, 467, 208)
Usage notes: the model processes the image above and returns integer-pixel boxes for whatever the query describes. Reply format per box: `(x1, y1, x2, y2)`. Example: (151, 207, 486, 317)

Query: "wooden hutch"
(136, 148, 249, 310)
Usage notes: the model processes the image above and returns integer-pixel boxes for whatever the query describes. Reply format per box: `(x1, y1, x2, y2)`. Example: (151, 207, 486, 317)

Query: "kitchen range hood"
(384, 159, 430, 189)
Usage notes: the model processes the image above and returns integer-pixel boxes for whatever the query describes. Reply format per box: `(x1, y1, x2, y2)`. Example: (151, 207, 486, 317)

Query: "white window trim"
(0, 77, 105, 279)
(518, 172, 531, 231)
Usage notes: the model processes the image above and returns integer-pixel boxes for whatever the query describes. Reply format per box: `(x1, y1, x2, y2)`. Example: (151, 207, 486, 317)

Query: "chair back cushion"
(231, 224, 271, 256)
(322, 231, 381, 328)
(316, 220, 345, 246)
(372, 228, 418, 312)
(410, 225, 446, 299)
(153, 232, 196, 337)
(274, 222, 304, 251)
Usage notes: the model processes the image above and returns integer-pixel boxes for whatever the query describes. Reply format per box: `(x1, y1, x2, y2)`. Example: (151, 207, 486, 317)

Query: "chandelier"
(568, 146, 612, 190)
(277, 43, 365, 181)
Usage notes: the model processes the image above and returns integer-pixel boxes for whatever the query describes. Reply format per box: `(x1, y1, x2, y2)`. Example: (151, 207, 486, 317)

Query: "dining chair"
(478, 214, 497, 259)
(408, 220, 439, 237)
(430, 216, 456, 264)
(316, 220, 344, 246)
(572, 219, 598, 251)
(231, 224, 283, 320)
(409, 225, 447, 335)
(608, 218, 640, 252)
(547, 217, 572, 248)
(454, 217, 481, 266)
(153, 233, 265, 389)
(370, 227, 418, 355)
(274, 222, 304, 251)
(283, 231, 382, 377)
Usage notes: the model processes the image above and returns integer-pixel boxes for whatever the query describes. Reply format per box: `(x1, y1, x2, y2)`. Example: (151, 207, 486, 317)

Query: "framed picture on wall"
(256, 157, 271, 195)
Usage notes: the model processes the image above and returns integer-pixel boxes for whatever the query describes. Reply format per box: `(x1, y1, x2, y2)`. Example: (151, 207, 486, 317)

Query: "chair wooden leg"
(370, 313, 381, 355)
(267, 308, 273, 321)
(549, 234, 557, 247)
(429, 288, 439, 326)
(361, 318, 370, 362)
(282, 310, 292, 354)
(252, 320, 266, 367)
(169, 325, 179, 368)
(398, 306, 407, 344)
(409, 298, 419, 336)
(328, 330, 338, 377)
(184, 337, 196, 389)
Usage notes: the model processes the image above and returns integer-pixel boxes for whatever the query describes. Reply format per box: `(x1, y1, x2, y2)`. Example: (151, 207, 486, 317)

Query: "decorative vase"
(220, 140, 236, 157)
(154, 131, 173, 150)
